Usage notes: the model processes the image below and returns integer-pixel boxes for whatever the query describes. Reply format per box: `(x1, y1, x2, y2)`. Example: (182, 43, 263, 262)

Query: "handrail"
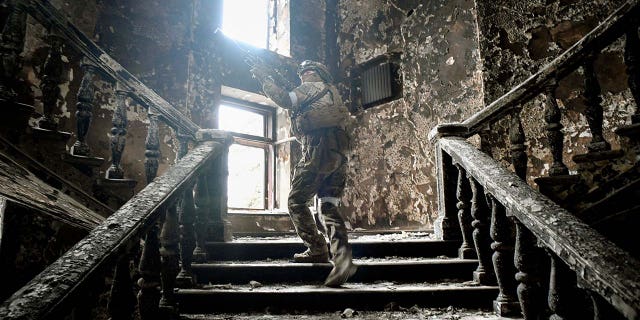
(438, 137, 640, 319)
(430, 0, 639, 139)
(0, 139, 226, 320)
(16, 0, 201, 137)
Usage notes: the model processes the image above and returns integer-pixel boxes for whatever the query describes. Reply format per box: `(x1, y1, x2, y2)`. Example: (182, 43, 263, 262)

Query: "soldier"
(250, 60, 357, 287)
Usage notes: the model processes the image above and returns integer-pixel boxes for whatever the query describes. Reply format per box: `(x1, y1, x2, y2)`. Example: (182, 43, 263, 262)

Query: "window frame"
(219, 97, 277, 212)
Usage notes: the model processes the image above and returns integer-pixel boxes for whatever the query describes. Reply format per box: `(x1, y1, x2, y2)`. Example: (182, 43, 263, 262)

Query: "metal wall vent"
(350, 52, 402, 111)
(362, 62, 392, 106)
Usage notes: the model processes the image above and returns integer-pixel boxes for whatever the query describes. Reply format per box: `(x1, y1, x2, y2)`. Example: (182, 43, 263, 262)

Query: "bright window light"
(218, 104, 265, 137)
(227, 144, 266, 209)
(222, 0, 269, 49)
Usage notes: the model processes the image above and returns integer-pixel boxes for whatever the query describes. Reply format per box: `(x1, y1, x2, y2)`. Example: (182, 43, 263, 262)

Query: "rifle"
(215, 28, 295, 91)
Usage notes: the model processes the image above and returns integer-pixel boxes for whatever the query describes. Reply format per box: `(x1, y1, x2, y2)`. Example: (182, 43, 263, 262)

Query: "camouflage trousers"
(288, 127, 350, 257)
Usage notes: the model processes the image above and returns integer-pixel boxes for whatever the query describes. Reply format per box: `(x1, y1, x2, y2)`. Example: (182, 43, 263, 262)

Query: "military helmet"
(297, 60, 333, 83)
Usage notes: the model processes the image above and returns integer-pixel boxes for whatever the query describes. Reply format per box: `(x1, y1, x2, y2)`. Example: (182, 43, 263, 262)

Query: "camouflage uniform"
(251, 60, 356, 287)
(288, 82, 350, 263)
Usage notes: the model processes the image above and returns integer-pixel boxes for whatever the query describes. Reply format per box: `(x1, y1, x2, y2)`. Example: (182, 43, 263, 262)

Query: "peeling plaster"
(337, 0, 484, 229)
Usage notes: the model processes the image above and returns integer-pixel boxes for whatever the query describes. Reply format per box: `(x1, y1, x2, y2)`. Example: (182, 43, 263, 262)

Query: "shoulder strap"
(294, 85, 330, 116)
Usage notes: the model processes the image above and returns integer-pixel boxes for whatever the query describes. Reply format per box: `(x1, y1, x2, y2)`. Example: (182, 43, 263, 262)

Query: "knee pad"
(319, 197, 340, 207)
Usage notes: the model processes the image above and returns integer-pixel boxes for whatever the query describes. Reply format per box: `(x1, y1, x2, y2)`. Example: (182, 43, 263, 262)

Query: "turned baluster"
(144, 111, 160, 181)
(137, 116, 163, 319)
(108, 255, 136, 320)
(137, 224, 161, 320)
(0, 0, 26, 100)
(107, 85, 128, 179)
(71, 59, 96, 157)
(488, 195, 520, 316)
(468, 176, 495, 285)
(624, 25, 640, 124)
(454, 163, 475, 259)
(583, 54, 611, 152)
(543, 81, 569, 176)
(159, 203, 180, 316)
(138, 110, 165, 320)
(509, 110, 527, 179)
(192, 171, 210, 262)
(176, 133, 197, 287)
(38, 33, 65, 131)
(548, 252, 589, 320)
(509, 109, 547, 319)
(514, 224, 547, 320)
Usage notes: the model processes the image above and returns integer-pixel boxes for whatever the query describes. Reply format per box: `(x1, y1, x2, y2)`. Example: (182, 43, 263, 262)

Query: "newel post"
(430, 124, 468, 240)
(195, 129, 234, 242)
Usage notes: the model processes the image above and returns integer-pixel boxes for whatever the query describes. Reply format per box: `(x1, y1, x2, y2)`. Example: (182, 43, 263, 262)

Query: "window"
(218, 99, 275, 211)
(222, 0, 269, 49)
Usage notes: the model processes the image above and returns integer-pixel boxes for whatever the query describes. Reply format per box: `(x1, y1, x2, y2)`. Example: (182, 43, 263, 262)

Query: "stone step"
(176, 282, 499, 314)
(534, 174, 582, 204)
(192, 258, 479, 284)
(204, 239, 461, 260)
(182, 308, 507, 320)
(62, 153, 105, 176)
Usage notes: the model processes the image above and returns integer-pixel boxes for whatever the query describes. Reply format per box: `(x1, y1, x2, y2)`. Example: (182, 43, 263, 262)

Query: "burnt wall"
(290, 0, 326, 62)
(476, 0, 634, 181)
(18, 0, 191, 192)
(92, 0, 193, 187)
(336, 0, 484, 229)
(17, 0, 300, 198)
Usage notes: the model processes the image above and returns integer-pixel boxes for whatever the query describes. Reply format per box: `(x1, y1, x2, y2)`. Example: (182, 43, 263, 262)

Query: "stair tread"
(205, 233, 459, 261)
(230, 232, 434, 242)
(194, 258, 477, 266)
(182, 308, 509, 320)
(180, 281, 496, 293)
(176, 281, 499, 312)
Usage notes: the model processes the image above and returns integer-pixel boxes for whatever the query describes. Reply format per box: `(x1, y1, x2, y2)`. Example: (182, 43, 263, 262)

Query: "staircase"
(174, 232, 500, 316)
(1, 0, 640, 319)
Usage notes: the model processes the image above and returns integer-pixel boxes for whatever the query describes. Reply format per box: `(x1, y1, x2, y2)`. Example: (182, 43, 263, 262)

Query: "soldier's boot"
(320, 202, 357, 287)
(293, 248, 330, 263)
(289, 203, 329, 263)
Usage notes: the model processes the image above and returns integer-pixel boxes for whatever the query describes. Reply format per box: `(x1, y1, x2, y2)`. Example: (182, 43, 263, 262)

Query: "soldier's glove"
(249, 65, 271, 82)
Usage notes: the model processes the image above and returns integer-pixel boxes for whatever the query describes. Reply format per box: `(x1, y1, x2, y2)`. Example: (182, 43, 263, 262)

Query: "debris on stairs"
(175, 232, 505, 318)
